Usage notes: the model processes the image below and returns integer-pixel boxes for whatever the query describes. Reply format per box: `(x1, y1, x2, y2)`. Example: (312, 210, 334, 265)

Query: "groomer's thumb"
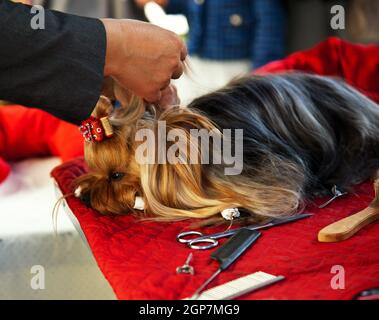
(145, 90, 162, 103)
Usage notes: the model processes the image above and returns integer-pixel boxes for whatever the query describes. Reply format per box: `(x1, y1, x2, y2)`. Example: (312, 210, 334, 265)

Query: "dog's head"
(74, 92, 233, 219)
(75, 95, 144, 215)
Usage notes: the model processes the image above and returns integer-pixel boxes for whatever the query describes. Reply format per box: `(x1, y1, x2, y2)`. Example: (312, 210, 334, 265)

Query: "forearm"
(0, 0, 106, 124)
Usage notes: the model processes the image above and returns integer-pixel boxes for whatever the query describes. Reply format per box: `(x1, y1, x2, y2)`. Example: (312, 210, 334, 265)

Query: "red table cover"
(51, 158, 379, 300)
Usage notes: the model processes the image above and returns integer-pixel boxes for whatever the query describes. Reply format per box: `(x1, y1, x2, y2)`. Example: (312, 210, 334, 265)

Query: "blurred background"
(1, 0, 379, 299)
(31, 0, 379, 102)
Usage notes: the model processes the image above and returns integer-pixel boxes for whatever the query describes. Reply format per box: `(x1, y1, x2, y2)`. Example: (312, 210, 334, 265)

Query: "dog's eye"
(109, 172, 125, 182)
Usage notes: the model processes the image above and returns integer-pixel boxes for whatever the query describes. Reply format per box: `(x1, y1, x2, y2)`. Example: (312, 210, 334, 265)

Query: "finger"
(160, 79, 171, 91)
(172, 62, 184, 80)
(170, 85, 180, 105)
(144, 90, 162, 103)
(160, 85, 180, 107)
(160, 85, 171, 96)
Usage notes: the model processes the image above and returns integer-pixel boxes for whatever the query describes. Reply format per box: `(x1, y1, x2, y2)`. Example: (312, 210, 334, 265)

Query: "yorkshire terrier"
(75, 73, 379, 223)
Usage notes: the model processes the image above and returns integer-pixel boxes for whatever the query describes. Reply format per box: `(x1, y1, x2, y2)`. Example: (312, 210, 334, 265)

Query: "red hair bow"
(79, 116, 114, 142)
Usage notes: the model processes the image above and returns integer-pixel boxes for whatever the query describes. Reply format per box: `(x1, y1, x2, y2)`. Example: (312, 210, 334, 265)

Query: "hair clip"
(79, 116, 114, 142)
(74, 186, 82, 198)
(75, 186, 145, 211)
(133, 196, 145, 211)
(221, 208, 240, 220)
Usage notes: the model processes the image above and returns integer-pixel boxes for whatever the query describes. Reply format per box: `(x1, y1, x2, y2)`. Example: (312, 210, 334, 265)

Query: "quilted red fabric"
(51, 38, 379, 299)
(52, 158, 379, 300)
(255, 37, 379, 103)
(0, 105, 83, 183)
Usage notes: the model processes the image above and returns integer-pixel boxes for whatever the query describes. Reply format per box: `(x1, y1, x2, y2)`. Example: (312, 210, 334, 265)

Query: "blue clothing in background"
(166, 0, 286, 68)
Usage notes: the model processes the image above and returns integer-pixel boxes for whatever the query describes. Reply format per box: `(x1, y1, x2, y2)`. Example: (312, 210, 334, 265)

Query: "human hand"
(102, 77, 180, 111)
(101, 19, 187, 103)
(157, 84, 180, 110)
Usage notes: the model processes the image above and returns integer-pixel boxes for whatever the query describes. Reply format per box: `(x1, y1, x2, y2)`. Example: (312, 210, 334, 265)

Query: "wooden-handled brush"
(318, 179, 379, 242)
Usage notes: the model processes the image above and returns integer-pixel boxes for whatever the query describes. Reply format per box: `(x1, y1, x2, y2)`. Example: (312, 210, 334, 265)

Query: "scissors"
(176, 213, 313, 250)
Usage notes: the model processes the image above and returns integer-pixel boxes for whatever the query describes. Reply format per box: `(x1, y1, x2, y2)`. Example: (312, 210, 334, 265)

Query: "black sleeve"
(0, 0, 106, 124)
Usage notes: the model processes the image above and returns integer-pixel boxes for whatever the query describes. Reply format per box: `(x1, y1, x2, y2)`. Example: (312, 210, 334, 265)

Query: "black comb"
(190, 229, 261, 299)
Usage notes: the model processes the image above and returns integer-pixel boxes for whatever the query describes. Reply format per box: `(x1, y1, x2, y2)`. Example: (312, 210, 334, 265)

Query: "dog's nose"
(80, 191, 92, 208)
